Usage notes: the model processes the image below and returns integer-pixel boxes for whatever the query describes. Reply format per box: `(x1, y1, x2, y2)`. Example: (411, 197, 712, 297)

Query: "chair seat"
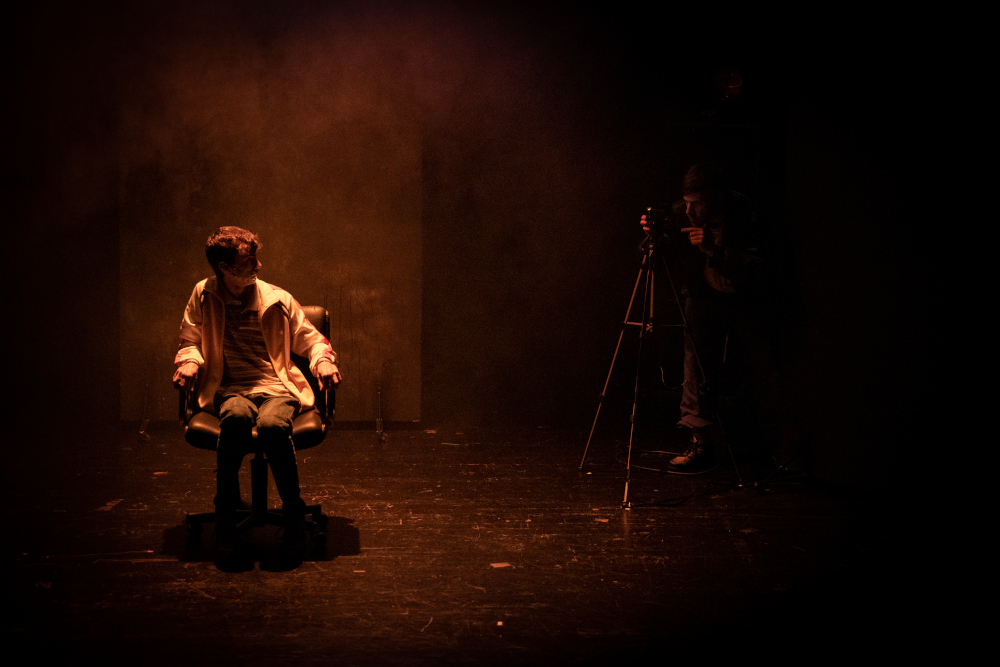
(185, 409, 325, 452)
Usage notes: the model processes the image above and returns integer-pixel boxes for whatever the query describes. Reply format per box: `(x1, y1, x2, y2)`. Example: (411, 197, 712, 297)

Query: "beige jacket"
(174, 276, 337, 411)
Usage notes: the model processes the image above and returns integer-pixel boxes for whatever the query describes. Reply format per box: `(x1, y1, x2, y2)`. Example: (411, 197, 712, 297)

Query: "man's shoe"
(279, 524, 307, 568)
(279, 500, 308, 568)
(668, 431, 716, 474)
(214, 518, 242, 568)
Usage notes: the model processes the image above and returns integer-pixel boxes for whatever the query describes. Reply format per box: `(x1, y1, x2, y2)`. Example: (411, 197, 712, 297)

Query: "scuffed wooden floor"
(3, 422, 910, 664)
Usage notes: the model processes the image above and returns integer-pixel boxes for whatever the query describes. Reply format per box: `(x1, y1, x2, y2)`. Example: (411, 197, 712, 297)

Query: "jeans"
(678, 291, 735, 430)
(213, 393, 304, 521)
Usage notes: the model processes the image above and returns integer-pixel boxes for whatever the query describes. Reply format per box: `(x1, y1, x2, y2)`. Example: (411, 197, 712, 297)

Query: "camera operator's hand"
(640, 214, 653, 236)
(680, 225, 716, 256)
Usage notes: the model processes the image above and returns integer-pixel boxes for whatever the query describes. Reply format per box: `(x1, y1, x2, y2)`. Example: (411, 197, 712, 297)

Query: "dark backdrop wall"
(119, 4, 424, 423)
(8, 2, 930, 490)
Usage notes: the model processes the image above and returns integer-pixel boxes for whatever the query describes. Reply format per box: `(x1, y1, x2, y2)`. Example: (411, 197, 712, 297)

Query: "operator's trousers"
(678, 289, 736, 430)
(213, 393, 305, 522)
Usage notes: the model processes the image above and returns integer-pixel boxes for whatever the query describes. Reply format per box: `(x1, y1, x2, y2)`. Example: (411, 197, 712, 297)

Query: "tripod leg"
(623, 255, 654, 507)
(712, 410, 742, 485)
(580, 253, 649, 469)
(752, 450, 803, 492)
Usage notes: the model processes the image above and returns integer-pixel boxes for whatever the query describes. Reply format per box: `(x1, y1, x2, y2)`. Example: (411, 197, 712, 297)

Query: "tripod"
(579, 229, 742, 507)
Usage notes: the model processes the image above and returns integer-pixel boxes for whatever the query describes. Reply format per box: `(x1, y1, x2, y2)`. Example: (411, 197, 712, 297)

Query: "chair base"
(186, 503, 329, 549)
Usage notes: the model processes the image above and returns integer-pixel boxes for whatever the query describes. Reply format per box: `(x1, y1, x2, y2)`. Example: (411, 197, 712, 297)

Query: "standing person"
(173, 226, 341, 564)
(641, 164, 765, 472)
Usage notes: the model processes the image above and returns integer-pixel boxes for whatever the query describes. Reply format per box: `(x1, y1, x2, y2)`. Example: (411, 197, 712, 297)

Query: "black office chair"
(179, 306, 335, 551)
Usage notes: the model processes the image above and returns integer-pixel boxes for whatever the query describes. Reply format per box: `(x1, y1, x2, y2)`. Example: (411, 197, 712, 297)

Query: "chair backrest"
(290, 305, 334, 449)
(291, 305, 333, 420)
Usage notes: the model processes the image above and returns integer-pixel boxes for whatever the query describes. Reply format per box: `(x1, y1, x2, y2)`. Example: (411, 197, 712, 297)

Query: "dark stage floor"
(4, 421, 912, 664)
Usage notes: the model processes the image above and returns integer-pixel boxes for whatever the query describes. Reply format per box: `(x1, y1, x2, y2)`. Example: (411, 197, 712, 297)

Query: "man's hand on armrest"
(173, 361, 200, 389)
(316, 361, 341, 391)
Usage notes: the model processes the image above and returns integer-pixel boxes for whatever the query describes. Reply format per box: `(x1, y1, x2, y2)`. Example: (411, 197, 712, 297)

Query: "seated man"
(172, 226, 341, 563)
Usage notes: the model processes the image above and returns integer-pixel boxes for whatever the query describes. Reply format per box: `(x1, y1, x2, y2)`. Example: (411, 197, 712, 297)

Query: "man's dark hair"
(682, 163, 728, 198)
(205, 226, 262, 275)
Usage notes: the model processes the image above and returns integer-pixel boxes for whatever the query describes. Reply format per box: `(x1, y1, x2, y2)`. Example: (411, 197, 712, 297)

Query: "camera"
(643, 202, 686, 240)
(644, 206, 670, 227)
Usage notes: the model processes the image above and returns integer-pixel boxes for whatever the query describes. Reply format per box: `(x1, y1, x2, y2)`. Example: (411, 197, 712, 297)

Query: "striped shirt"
(219, 291, 291, 398)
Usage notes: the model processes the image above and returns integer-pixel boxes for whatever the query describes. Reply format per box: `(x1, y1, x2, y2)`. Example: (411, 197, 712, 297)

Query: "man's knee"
(257, 412, 293, 436)
(256, 398, 297, 436)
(219, 396, 256, 428)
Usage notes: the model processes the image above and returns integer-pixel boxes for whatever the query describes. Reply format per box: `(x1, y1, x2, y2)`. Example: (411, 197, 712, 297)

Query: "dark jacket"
(656, 191, 766, 299)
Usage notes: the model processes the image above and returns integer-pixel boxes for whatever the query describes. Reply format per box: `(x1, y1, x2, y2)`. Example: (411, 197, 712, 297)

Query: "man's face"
(223, 247, 260, 288)
(683, 193, 710, 226)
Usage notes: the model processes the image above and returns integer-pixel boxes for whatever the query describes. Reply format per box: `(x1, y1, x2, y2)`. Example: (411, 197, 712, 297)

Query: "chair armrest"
(324, 387, 336, 423)
(178, 373, 198, 426)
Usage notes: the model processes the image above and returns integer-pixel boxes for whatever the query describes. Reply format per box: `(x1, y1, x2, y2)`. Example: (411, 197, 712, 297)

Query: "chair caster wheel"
(312, 531, 327, 547)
